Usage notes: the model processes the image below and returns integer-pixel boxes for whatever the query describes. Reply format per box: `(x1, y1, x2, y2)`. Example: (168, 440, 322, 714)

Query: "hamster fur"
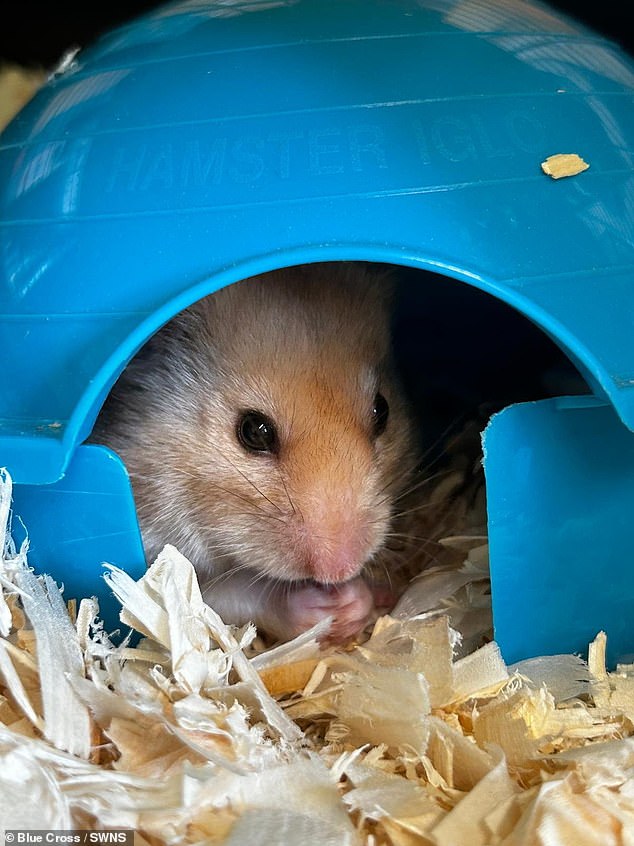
(92, 263, 415, 643)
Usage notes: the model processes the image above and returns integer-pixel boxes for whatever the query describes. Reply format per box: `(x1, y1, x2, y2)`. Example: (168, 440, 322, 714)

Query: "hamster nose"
(292, 493, 389, 583)
(305, 536, 368, 584)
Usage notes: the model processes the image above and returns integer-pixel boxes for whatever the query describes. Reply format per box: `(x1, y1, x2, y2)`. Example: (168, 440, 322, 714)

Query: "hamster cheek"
(283, 577, 374, 643)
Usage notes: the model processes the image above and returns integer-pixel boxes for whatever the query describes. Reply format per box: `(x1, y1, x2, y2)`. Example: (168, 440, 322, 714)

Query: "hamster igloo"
(1, 0, 634, 662)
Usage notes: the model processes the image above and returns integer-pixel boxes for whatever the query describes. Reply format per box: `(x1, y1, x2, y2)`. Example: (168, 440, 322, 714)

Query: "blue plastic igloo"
(2, 0, 634, 661)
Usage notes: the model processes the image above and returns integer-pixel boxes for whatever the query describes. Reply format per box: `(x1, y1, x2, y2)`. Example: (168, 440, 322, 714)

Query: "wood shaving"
(0, 63, 45, 133)
(541, 153, 590, 179)
(2, 469, 634, 843)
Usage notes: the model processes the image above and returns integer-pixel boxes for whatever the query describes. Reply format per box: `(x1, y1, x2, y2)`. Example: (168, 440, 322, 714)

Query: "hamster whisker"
(204, 481, 289, 524)
(162, 463, 289, 522)
(390, 468, 456, 504)
(212, 446, 285, 514)
(204, 560, 253, 589)
(246, 569, 272, 591)
(384, 528, 445, 564)
(368, 483, 430, 517)
(382, 531, 448, 549)
(372, 454, 447, 499)
(414, 412, 469, 471)
(137, 466, 290, 525)
(277, 469, 300, 520)
(365, 556, 394, 592)
(387, 500, 455, 522)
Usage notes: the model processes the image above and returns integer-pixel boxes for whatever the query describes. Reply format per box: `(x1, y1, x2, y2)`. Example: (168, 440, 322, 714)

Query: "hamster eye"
(372, 392, 389, 438)
(236, 410, 279, 454)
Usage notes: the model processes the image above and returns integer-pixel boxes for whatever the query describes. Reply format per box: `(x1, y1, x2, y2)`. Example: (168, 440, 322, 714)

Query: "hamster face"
(92, 263, 414, 629)
(177, 338, 408, 586)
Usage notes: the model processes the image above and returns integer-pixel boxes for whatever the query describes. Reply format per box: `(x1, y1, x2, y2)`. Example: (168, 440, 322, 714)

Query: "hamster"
(91, 262, 416, 643)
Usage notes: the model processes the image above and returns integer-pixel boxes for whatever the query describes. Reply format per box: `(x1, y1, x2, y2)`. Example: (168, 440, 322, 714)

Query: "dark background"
(1, 1, 632, 68)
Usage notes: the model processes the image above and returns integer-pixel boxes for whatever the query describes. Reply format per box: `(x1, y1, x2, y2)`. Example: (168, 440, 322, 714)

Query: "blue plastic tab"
(9, 444, 146, 635)
(485, 397, 634, 667)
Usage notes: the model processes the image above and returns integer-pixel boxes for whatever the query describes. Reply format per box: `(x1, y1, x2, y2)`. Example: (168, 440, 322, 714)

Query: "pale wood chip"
(541, 152, 590, 179)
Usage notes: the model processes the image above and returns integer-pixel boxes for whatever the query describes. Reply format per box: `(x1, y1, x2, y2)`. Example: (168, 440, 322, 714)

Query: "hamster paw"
(283, 577, 374, 643)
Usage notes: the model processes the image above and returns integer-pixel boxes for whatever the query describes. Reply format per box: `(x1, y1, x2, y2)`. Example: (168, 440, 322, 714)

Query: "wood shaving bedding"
(2, 469, 634, 844)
